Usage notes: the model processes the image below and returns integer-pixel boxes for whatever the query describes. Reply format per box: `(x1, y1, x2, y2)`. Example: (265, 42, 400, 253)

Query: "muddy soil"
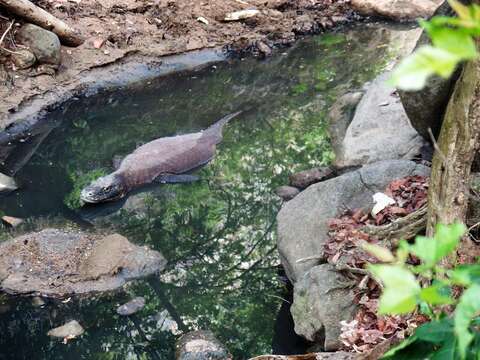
(0, 0, 351, 128)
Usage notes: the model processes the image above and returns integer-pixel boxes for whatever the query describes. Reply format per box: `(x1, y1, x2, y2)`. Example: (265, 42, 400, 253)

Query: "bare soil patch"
(0, 0, 351, 128)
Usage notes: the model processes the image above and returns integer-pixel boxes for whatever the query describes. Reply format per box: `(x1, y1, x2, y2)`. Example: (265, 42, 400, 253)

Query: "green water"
(0, 23, 410, 359)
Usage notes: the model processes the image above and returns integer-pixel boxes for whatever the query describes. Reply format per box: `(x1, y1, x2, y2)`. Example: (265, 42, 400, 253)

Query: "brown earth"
(0, 0, 351, 128)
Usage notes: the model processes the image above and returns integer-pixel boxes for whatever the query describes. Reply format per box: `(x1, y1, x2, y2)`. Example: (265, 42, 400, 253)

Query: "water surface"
(0, 23, 412, 359)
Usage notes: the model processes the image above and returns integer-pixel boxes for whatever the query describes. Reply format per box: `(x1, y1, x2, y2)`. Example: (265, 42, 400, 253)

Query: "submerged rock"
(176, 330, 232, 360)
(351, 0, 443, 20)
(47, 320, 84, 339)
(17, 24, 61, 65)
(0, 229, 166, 297)
(275, 186, 300, 201)
(334, 72, 426, 168)
(0, 172, 18, 193)
(277, 160, 429, 283)
(291, 264, 357, 351)
(117, 296, 146, 316)
(289, 167, 336, 189)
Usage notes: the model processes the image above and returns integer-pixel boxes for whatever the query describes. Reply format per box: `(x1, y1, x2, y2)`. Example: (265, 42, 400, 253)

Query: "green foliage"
(390, 0, 480, 90)
(64, 168, 108, 209)
(364, 223, 480, 358)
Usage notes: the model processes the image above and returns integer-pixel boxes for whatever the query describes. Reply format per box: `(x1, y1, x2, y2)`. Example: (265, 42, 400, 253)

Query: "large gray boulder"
(277, 160, 429, 283)
(398, 1, 460, 141)
(0, 229, 166, 297)
(17, 24, 61, 65)
(176, 330, 231, 360)
(291, 264, 357, 351)
(351, 0, 443, 20)
(334, 72, 426, 168)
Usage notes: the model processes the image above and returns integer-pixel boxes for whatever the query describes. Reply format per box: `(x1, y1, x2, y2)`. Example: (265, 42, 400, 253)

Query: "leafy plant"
(363, 223, 480, 359)
(390, 0, 480, 90)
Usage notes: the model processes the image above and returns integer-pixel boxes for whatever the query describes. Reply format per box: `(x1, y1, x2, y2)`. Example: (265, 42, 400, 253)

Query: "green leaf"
(423, 23, 477, 60)
(420, 284, 454, 306)
(369, 265, 420, 314)
(390, 45, 461, 91)
(448, 0, 472, 20)
(431, 336, 456, 360)
(361, 242, 395, 263)
(415, 318, 454, 344)
(450, 264, 480, 286)
(409, 223, 465, 268)
(454, 284, 480, 359)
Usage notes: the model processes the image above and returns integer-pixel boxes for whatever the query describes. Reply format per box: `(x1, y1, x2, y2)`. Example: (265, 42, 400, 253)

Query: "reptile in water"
(80, 111, 241, 204)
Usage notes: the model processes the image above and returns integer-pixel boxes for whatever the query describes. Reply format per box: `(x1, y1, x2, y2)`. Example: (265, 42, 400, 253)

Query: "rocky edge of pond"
(0, 228, 166, 297)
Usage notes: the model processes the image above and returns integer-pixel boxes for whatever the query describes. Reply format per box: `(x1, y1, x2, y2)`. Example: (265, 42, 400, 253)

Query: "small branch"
(0, 20, 14, 47)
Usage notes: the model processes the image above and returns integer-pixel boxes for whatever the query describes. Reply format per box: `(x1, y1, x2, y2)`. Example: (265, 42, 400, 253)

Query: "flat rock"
(117, 296, 146, 316)
(176, 330, 232, 360)
(17, 24, 61, 65)
(351, 0, 443, 20)
(277, 160, 429, 283)
(334, 72, 427, 168)
(275, 186, 300, 201)
(291, 264, 357, 351)
(47, 320, 84, 339)
(1, 216, 24, 228)
(289, 167, 336, 189)
(0, 172, 18, 193)
(0, 229, 166, 297)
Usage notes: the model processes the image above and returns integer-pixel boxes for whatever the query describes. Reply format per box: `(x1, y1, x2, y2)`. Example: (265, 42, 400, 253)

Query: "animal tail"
(205, 111, 242, 143)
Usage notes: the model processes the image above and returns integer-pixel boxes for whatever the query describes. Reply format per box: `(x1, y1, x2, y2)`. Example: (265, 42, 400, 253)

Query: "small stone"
(92, 37, 105, 49)
(223, 9, 260, 21)
(1, 216, 24, 228)
(47, 320, 84, 339)
(31, 296, 46, 307)
(289, 167, 335, 189)
(256, 40, 272, 58)
(275, 186, 300, 201)
(196, 16, 209, 25)
(17, 24, 61, 65)
(116, 296, 146, 316)
(0, 172, 18, 193)
(11, 49, 36, 70)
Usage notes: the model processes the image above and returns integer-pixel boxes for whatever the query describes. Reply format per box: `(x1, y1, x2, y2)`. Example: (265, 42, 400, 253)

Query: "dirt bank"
(0, 0, 352, 129)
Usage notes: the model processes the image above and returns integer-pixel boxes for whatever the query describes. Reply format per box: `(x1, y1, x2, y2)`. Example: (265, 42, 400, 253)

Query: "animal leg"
(155, 173, 200, 184)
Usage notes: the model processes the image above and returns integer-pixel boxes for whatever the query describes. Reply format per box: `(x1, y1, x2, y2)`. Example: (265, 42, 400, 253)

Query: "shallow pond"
(0, 23, 413, 359)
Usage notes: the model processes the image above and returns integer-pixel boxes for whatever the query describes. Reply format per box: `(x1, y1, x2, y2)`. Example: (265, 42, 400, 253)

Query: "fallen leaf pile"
(323, 176, 429, 353)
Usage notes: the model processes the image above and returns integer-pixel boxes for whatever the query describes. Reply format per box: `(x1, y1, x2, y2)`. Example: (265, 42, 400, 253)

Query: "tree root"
(362, 205, 427, 246)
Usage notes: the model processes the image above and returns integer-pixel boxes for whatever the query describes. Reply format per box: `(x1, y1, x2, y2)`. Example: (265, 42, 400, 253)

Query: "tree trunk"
(426, 55, 480, 264)
(0, 0, 84, 46)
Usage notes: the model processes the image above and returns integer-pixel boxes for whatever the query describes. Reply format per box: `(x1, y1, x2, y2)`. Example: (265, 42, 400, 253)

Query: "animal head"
(80, 174, 127, 203)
